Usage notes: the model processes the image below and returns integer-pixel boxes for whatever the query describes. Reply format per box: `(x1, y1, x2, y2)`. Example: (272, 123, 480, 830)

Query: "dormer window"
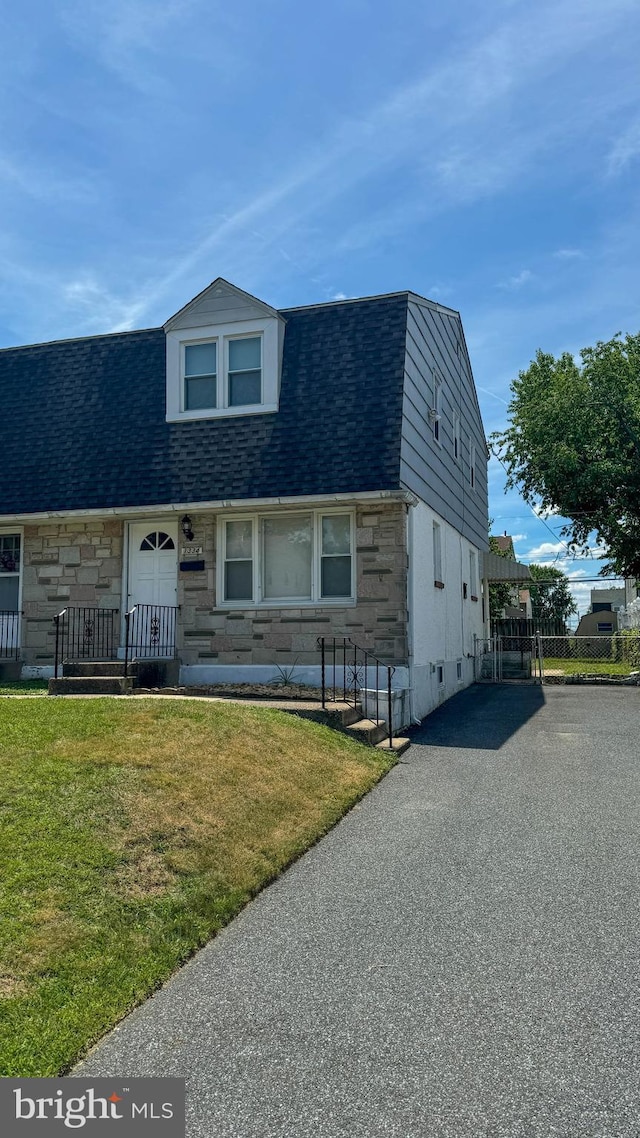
(228, 336, 262, 406)
(165, 286, 282, 422)
(184, 342, 217, 410)
(181, 334, 263, 413)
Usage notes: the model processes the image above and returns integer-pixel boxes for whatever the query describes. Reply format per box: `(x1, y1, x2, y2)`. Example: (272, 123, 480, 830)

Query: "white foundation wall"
(408, 500, 485, 722)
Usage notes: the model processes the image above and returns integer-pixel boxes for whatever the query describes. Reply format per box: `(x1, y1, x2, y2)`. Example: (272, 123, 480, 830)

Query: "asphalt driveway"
(78, 684, 640, 1137)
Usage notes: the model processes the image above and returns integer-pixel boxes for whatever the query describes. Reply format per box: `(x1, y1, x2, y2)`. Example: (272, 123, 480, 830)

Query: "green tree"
(527, 563, 577, 625)
(488, 534, 515, 621)
(492, 333, 640, 576)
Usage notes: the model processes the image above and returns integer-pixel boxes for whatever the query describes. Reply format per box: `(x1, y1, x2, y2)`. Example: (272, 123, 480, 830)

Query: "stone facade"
(178, 502, 408, 668)
(16, 502, 408, 669)
(21, 520, 123, 665)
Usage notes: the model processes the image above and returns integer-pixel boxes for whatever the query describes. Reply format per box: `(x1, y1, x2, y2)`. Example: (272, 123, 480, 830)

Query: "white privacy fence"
(618, 598, 640, 630)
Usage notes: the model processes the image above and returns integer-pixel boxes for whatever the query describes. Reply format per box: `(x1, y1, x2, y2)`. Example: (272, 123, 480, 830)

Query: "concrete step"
(376, 736, 411, 756)
(343, 718, 389, 746)
(62, 661, 134, 678)
(323, 701, 363, 728)
(48, 676, 134, 696)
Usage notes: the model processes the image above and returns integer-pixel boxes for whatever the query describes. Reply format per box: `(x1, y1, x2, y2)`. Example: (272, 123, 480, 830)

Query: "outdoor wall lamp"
(181, 515, 194, 541)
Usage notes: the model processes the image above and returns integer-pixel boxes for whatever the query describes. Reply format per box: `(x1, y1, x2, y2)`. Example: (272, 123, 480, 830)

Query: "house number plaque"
(180, 545, 203, 557)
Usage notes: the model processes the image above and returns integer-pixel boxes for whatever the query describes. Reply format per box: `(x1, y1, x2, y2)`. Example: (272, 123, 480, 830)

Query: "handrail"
(53, 606, 119, 679)
(0, 609, 22, 661)
(124, 603, 178, 677)
(318, 636, 395, 750)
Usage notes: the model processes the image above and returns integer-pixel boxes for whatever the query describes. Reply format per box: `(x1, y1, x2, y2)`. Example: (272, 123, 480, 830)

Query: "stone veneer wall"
(178, 502, 408, 668)
(21, 521, 123, 666)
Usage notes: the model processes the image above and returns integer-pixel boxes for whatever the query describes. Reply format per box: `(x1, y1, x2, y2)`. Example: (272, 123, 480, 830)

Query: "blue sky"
(2, 0, 640, 618)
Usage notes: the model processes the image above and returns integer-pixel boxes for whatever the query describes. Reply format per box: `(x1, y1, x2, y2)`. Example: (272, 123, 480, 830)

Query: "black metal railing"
(124, 604, 177, 677)
(318, 636, 395, 749)
(54, 607, 119, 678)
(0, 610, 21, 660)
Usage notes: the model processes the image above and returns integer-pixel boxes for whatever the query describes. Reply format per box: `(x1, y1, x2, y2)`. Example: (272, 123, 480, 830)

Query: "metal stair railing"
(318, 636, 395, 750)
(124, 604, 178, 678)
(0, 610, 22, 660)
(53, 607, 119, 679)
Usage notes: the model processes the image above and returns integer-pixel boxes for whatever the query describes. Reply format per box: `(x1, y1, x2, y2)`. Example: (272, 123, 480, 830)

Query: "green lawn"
(0, 697, 395, 1076)
(0, 680, 47, 696)
(537, 657, 635, 676)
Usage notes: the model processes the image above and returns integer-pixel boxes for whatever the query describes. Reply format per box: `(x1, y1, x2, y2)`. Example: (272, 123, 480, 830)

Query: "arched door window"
(139, 531, 175, 551)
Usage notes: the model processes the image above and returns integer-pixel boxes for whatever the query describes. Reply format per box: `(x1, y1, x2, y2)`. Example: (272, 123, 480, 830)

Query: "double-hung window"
(183, 334, 262, 412)
(184, 342, 217, 411)
(166, 318, 279, 422)
(228, 337, 262, 407)
(219, 511, 354, 605)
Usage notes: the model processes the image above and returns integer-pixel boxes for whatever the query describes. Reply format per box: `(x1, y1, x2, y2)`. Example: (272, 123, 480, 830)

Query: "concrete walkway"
(77, 684, 640, 1137)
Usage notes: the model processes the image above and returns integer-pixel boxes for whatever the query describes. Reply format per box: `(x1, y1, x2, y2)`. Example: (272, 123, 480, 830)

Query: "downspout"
(406, 499, 422, 726)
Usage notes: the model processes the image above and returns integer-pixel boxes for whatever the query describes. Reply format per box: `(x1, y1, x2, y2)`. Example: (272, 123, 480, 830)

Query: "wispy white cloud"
(524, 540, 567, 560)
(553, 247, 584, 259)
(93, 0, 640, 329)
(0, 152, 97, 205)
(60, 0, 205, 95)
(3, 0, 640, 340)
(606, 115, 640, 176)
(499, 268, 533, 290)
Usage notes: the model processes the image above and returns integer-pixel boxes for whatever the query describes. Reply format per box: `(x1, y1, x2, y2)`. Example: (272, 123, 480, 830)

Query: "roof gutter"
(0, 489, 418, 525)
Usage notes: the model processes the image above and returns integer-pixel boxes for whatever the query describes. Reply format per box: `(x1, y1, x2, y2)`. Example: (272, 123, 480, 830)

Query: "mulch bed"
(134, 682, 323, 701)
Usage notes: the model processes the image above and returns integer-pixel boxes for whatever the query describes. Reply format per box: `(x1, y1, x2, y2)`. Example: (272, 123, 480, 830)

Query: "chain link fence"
(536, 633, 640, 678)
(475, 631, 640, 682)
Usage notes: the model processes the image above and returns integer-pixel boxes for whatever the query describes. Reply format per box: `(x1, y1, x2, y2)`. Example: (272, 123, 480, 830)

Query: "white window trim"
(217, 509, 356, 608)
(166, 318, 279, 422)
(0, 526, 23, 652)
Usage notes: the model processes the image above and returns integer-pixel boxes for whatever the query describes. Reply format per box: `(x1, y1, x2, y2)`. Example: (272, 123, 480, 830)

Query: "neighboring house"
(590, 587, 625, 614)
(575, 611, 618, 635)
(0, 278, 489, 722)
(574, 587, 626, 634)
(489, 533, 532, 619)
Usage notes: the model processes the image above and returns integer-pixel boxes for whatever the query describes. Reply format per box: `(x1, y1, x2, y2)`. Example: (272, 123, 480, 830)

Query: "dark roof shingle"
(0, 295, 408, 515)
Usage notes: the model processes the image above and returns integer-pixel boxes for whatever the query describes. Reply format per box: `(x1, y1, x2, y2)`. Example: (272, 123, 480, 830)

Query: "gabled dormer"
(164, 278, 285, 422)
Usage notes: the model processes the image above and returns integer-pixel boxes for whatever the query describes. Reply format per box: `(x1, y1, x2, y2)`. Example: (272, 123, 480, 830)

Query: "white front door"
(128, 522, 178, 608)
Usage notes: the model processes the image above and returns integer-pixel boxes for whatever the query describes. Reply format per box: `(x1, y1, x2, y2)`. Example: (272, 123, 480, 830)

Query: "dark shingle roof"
(0, 295, 408, 515)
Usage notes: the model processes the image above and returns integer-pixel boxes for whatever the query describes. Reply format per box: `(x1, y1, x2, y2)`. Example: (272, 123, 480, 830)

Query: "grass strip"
(0, 697, 395, 1075)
